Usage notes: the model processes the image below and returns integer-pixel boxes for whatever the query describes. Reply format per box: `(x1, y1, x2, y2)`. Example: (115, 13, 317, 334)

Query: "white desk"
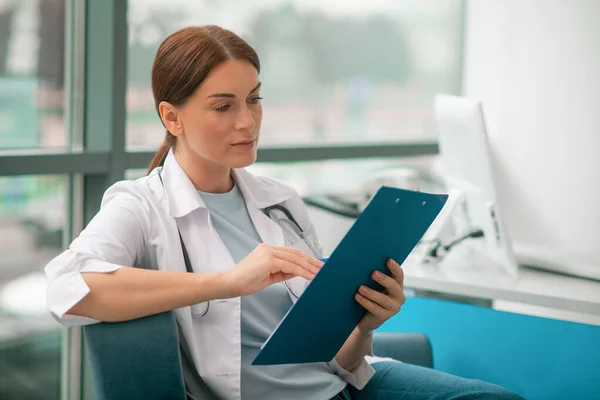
(307, 205, 600, 326)
(403, 260, 600, 326)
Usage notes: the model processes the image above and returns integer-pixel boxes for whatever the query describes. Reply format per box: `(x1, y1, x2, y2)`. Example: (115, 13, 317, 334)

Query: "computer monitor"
(417, 94, 519, 277)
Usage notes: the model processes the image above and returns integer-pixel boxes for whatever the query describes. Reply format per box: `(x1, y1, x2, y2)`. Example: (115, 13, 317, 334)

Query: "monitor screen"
(418, 94, 518, 277)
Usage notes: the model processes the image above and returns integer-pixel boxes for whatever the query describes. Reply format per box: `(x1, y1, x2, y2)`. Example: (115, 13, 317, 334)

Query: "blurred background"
(0, 1, 461, 398)
(1, 0, 599, 399)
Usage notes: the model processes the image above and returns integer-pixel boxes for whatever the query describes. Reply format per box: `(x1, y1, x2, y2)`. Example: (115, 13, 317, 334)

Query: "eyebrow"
(207, 82, 262, 99)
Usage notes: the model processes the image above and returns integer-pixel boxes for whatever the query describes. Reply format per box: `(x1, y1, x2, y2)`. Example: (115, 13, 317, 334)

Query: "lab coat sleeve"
(45, 182, 150, 327)
(328, 357, 376, 390)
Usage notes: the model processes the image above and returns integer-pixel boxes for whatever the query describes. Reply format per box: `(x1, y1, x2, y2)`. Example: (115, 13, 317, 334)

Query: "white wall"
(310, 0, 600, 272)
(463, 0, 600, 270)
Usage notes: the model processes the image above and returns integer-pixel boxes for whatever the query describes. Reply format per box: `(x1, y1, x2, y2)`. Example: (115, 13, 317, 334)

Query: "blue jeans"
(331, 362, 524, 400)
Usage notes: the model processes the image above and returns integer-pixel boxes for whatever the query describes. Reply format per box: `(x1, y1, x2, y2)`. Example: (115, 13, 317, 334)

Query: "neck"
(174, 147, 234, 194)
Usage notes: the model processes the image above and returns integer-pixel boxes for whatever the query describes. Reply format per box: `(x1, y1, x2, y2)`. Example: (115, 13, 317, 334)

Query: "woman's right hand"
(221, 243, 324, 298)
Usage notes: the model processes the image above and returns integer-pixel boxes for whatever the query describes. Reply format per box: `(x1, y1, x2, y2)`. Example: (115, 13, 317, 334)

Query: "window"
(128, 155, 443, 199)
(0, 175, 66, 400)
(248, 156, 442, 196)
(0, 0, 66, 150)
(0, 0, 67, 398)
(0, 1, 464, 397)
(126, 0, 464, 148)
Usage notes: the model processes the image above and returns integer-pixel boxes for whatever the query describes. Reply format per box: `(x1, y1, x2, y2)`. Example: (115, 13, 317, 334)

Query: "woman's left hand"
(355, 258, 406, 333)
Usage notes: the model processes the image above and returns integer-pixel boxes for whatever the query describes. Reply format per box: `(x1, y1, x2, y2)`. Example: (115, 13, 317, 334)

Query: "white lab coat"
(45, 149, 381, 400)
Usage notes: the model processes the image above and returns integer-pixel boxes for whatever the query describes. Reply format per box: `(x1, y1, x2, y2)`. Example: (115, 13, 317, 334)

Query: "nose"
(234, 105, 256, 132)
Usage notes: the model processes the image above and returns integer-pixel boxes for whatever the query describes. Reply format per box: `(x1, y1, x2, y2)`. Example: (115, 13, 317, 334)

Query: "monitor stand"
(420, 192, 600, 282)
(413, 189, 518, 278)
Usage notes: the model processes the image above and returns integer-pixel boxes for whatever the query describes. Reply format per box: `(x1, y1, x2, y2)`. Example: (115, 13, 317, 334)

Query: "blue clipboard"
(252, 186, 448, 366)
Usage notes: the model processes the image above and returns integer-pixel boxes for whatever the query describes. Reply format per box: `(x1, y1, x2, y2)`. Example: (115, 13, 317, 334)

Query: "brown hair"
(147, 25, 260, 173)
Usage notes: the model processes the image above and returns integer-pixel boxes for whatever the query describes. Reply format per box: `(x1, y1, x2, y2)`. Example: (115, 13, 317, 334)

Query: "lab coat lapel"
(160, 148, 207, 218)
(233, 169, 308, 301)
(247, 206, 285, 247)
(233, 169, 287, 247)
(245, 204, 307, 302)
(160, 148, 232, 273)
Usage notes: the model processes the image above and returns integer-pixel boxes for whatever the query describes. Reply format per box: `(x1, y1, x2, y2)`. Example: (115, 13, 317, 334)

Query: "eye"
(248, 96, 263, 105)
(215, 104, 230, 112)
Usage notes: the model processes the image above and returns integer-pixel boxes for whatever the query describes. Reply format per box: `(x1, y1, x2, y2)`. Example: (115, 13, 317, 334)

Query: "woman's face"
(164, 59, 262, 170)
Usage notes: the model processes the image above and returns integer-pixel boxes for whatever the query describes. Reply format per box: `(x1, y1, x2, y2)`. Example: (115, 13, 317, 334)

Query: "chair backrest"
(83, 310, 433, 398)
(372, 332, 434, 369)
(84, 311, 186, 400)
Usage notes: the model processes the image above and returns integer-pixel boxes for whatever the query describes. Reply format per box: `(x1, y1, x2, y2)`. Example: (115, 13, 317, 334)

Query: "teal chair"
(84, 312, 433, 400)
(84, 312, 187, 400)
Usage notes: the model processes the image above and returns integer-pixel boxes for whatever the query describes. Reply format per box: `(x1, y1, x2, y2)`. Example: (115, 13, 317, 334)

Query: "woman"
(45, 25, 523, 400)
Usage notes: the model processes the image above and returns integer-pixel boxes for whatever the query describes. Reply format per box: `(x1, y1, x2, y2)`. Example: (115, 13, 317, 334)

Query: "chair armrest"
(372, 332, 434, 369)
(84, 311, 186, 400)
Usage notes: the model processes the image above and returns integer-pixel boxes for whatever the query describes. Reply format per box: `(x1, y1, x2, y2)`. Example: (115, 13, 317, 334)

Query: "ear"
(158, 101, 184, 137)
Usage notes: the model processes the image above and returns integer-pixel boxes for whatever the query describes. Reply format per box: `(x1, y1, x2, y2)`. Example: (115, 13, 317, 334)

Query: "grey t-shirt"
(198, 184, 346, 400)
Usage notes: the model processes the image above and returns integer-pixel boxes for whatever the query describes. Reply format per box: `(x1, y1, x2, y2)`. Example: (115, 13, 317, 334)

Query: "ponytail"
(147, 131, 176, 174)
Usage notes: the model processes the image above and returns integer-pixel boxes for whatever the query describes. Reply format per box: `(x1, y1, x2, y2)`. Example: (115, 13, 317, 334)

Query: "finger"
(358, 285, 399, 312)
(274, 259, 316, 281)
(269, 271, 285, 284)
(274, 249, 321, 276)
(355, 293, 389, 321)
(280, 272, 296, 281)
(371, 270, 403, 299)
(272, 248, 322, 275)
(275, 246, 324, 269)
(269, 271, 297, 284)
(274, 246, 324, 268)
(387, 259, 404, 287)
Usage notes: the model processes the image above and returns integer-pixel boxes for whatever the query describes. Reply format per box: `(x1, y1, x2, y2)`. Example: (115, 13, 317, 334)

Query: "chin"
(228, 152, 257, 169)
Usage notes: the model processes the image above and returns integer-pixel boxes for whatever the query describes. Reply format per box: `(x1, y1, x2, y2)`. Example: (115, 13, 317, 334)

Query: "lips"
(232, 139, 255, 146)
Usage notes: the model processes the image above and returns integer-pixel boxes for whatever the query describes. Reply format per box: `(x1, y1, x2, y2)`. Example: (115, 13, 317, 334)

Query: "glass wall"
(247, 156, 442, 196)
(0, 0, 66, 150)
(126, 0, 464, 148)
(0, 175, 65, 399)
(0, 1, 464, 398)
(128, 153, 443, 197)
(0, 0, 67, 398)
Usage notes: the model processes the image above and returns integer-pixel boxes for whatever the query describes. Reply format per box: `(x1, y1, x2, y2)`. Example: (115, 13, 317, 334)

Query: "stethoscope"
(158, 170, 318, 315)
(263, 204, 323, 300)
(263, 204, 322, 263)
